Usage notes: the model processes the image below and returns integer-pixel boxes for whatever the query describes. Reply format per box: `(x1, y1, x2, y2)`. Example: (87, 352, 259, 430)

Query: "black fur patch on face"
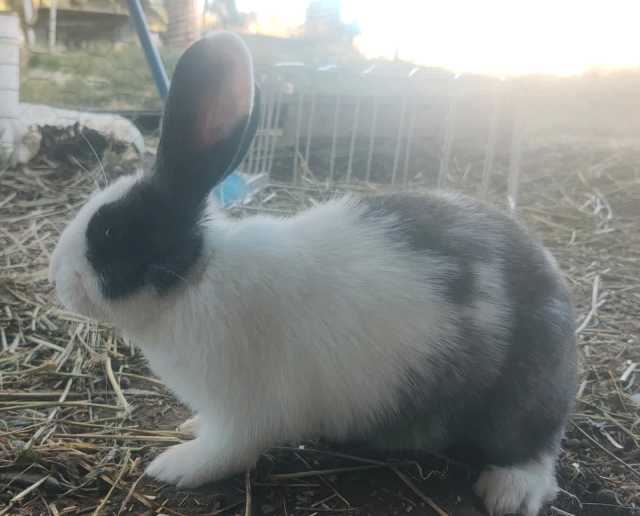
(86, 180, 204, 299)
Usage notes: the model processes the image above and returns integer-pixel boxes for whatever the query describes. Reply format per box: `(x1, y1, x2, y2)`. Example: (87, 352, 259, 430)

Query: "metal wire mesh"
(247, 65, 524, 207)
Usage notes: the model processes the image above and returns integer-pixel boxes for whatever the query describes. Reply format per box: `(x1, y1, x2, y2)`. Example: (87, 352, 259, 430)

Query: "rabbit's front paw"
(145, 438, 229, 488)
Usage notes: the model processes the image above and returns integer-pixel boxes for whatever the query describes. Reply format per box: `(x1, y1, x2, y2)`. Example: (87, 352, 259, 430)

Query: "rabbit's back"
(354, 192, 577, 466)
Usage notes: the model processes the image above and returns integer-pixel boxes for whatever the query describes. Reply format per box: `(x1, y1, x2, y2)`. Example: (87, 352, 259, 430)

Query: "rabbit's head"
(49, 32, 259, 329)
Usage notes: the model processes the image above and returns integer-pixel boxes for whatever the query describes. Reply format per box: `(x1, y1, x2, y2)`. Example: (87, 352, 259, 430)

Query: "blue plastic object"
(212, 173, 267, 207)
(213, 173, 246, 206)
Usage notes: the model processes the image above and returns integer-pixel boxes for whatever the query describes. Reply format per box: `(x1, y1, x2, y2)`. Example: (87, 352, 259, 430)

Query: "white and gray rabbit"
(49, 32, 577, 516)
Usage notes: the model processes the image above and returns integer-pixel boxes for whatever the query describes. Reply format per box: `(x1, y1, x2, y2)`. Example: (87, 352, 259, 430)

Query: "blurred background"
(1, 2, 639, 515)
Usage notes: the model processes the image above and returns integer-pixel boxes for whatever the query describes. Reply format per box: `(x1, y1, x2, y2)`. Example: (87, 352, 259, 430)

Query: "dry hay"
(1, 141, 639, 516)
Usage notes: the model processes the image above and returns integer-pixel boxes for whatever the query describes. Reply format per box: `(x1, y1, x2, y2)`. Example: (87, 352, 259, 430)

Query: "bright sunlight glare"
(235, 0, 640, 76)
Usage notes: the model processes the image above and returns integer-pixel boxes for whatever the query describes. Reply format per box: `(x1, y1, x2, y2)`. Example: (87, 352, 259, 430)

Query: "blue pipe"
(126, 0, 169, 100)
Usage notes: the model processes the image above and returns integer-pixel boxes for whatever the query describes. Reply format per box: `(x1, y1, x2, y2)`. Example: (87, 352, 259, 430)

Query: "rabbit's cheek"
(55, 266, 104, 320)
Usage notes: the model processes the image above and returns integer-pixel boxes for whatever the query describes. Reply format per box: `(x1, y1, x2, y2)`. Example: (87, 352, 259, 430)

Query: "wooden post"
(166, 0, 199, 48)
(48, 0, 57, 52)
(507, 100, 524, 213)
(22, 0, 36, 48)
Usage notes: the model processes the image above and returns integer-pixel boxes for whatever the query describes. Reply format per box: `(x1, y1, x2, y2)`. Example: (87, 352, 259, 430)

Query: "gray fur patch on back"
(354, 192, 577, 468)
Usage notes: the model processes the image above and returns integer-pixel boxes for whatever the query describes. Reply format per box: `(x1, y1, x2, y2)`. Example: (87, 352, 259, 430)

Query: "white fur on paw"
(474, 455, 558, 516)
(145, 439, 217, 488)
(177, 415, 201, 437)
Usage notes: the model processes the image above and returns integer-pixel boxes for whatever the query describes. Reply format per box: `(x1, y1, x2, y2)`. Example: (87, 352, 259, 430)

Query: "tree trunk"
(165, 0, 200, 48)
(22, 0, 36, 48)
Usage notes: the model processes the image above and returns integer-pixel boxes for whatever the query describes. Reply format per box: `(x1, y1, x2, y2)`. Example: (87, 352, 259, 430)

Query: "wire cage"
(238, 63, 526, 210)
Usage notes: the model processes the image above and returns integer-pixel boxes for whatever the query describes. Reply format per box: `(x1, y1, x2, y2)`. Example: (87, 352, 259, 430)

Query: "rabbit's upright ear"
(155, 32, 258, 198)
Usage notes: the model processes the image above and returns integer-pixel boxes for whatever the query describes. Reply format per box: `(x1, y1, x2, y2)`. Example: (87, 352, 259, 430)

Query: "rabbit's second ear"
(155, 32, 256, 197)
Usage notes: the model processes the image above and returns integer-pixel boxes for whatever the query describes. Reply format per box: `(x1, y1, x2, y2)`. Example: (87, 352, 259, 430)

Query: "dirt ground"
(1, 139, 639, 515)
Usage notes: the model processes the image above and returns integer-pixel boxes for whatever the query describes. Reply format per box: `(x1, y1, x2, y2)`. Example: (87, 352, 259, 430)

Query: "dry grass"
(1, 140, 639, 515)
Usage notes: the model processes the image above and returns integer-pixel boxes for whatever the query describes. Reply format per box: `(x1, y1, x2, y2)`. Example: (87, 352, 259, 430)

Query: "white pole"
(507, 101, 524, 214)
(481, 80, 502, 199)
(48, 0, 57, 52)
(0, 14, 20, 166)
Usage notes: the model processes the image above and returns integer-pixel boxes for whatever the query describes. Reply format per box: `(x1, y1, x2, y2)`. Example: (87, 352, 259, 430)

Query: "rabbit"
(48, 32, 577, 516)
